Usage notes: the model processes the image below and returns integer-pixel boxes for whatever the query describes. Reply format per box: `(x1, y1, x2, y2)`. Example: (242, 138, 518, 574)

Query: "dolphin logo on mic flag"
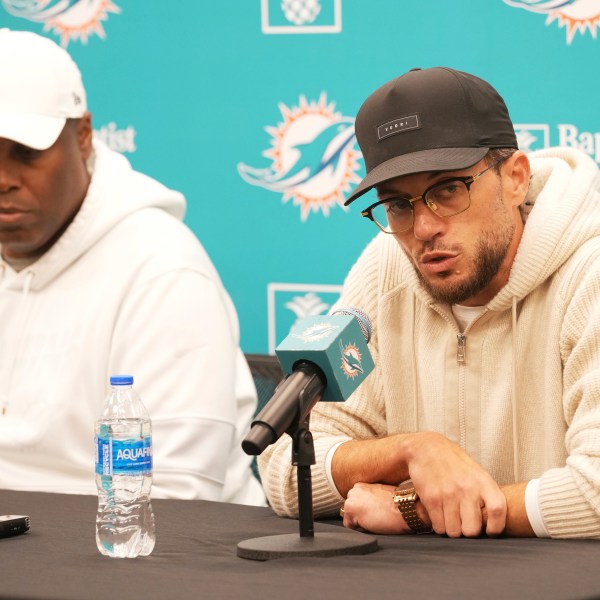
(339, 341, 364, 378)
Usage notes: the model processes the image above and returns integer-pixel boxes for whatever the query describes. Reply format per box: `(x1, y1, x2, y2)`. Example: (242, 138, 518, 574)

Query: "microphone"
(242, 308, 375, 456)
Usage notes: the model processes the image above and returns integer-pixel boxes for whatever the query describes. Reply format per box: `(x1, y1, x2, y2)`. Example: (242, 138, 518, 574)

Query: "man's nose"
(0, 162, 20, 193)
(411, 202, 445, 241)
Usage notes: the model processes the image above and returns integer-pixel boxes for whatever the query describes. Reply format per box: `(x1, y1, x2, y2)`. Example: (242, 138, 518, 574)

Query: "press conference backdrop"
(2, 0, 598, 353)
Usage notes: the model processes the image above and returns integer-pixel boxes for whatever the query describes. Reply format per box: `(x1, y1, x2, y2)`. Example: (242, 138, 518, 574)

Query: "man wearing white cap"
(0, 29, 265, 506)
(259, 67, 600, 538)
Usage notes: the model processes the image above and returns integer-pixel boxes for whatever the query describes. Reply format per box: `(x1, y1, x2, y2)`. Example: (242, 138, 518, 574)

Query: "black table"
(1, 489, 599, 600)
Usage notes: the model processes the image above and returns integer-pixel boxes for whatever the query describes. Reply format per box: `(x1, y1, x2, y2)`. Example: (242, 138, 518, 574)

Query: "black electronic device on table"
(0, 515, 30, 538)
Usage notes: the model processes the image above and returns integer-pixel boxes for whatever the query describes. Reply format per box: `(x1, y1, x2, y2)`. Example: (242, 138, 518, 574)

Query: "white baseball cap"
(0, 29, 87, 150)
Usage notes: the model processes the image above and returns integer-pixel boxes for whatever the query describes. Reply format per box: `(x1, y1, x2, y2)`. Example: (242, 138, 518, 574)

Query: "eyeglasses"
(361, 157, 507, 234)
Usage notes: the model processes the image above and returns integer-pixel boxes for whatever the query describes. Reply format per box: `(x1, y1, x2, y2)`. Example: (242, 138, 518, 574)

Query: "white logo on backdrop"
(515, 122, 600, 163)
(268, 284, 342, 354)
(557, 123, 600, 162)
(261, 0, 342, 34)
(514, 124, 551, 152)
(1, 0, 121, 46)
(285, 291, 332, 321)
(94, 122, 137, 154)
(504, 0, 600, 44)
(238, 93, 361, 220)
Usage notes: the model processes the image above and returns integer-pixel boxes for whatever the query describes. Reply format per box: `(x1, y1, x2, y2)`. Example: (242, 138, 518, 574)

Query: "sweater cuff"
(325, 440, 346, 494)
(524, 478, 550, 537)
(311, 435, 350, 517)
(538, 467, 600, 538)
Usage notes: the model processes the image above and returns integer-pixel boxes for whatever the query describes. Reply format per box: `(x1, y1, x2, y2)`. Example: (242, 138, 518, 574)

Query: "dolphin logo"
(2, 0, 79, 21)
(237, 118, 356, 192)
(339, 340, 364, 377)
(503, 0, 576, 12)
(237, 94, 362, 220)
(503, 0, 600, 43)
(293, 322, 340, 343)
(2, 0, 121, 46)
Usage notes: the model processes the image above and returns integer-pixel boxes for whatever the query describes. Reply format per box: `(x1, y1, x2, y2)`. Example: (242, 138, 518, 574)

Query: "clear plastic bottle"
(95, 375, 155, 558)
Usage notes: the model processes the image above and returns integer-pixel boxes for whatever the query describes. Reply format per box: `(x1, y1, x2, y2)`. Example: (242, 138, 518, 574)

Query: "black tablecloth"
(1, 489, 599, 600)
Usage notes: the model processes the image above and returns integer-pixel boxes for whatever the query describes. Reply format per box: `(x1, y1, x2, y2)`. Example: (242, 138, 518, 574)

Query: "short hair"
(485, 148, 518, 173)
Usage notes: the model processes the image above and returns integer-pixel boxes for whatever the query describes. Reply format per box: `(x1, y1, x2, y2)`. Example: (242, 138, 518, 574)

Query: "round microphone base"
(237, 527, 378, 561)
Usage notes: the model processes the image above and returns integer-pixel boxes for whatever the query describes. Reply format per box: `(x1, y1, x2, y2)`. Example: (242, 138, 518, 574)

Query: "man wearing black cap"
(259, 67, 600, 538)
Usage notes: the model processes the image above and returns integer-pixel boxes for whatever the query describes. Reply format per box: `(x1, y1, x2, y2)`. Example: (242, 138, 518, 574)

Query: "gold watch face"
(394, 480, 417, 503)
(396, 479, 415, 493)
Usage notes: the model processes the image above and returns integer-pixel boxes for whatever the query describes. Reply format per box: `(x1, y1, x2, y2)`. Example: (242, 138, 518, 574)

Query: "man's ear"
(76, 112, 93, 161)
(502, 150, 531, 208)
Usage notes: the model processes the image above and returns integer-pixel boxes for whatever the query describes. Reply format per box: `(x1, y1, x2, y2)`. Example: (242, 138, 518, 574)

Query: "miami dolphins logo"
(294, 322, 340, 343)
(2, 0, 121, 46)
(339, 341, 364, 379)
(237, 93, 362, 220)
(504, 0, 600, 43)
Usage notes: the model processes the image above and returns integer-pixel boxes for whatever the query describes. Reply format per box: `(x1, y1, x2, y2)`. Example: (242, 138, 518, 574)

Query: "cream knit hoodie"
(259, 147, 600, 538)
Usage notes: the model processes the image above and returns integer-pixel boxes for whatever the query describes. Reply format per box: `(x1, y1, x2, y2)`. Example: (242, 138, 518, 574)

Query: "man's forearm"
(331, 430, 494, 498)
(331, 435, 413, 497)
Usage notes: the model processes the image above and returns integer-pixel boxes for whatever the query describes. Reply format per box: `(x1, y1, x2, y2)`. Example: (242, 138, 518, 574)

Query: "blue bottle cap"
(110, 375, 134, 386)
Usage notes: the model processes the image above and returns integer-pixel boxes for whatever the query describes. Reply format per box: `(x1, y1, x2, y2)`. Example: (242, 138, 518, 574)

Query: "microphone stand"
(294, 421, 316, 539)
(237, 363, 378, 560)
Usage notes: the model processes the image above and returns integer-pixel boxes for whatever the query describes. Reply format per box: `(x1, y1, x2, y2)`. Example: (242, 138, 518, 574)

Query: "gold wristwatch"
(393, 479, 433, 534)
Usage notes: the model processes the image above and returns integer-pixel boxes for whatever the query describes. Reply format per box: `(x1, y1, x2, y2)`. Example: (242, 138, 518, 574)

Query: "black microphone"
(242, 308, 374, 456)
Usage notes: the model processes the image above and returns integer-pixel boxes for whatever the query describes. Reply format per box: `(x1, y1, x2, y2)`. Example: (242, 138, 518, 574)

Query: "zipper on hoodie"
(430, 305, 472, 365)
(457, 334, 467, 364)
(456, 334, 467, 448)
(429, 307, 470, 447)
(431, 306, 488, 453)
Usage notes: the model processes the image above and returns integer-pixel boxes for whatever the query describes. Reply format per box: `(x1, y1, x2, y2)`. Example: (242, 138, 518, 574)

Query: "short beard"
(415, 192, 515, 305)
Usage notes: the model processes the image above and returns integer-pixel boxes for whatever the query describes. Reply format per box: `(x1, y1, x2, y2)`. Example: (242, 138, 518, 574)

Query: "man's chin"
(418, 271, 474, 305)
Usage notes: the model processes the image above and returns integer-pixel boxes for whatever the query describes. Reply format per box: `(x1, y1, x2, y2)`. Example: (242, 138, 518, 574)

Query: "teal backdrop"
(2, 0, 599, 353)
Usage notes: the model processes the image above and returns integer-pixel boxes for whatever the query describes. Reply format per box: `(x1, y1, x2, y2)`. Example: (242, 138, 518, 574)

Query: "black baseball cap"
(345, 67, 517, 205)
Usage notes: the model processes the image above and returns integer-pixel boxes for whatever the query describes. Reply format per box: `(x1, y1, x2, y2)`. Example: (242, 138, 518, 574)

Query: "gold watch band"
(393, 480, 433, 534)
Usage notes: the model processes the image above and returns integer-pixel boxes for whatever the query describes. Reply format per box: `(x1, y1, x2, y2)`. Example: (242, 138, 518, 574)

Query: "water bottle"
(95, 374, 155, 558)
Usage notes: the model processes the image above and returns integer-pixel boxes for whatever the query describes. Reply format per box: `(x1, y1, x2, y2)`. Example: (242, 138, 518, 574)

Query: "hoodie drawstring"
(412, 294, 419, 432)
(511, 296, 519, 481)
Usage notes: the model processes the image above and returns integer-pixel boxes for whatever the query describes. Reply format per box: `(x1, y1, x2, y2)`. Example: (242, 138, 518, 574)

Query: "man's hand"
(341, 483, 418, 534)
(406, 432, 507, 537)
(332, 431, 507, 537)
